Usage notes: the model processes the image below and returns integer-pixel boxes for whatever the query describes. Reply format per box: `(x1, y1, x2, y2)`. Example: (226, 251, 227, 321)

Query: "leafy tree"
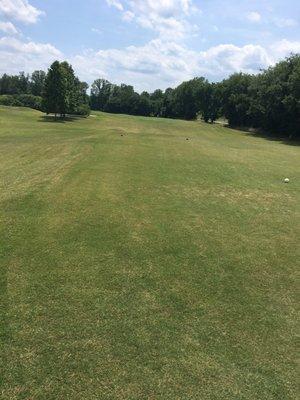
(61, 61, 77, 114)
(220, 73, 254, 126)
(172, 77, 217, 120)
(30, 70, 46, 96)
(248, 54, 300, 137)
(42, 61, 89, 118)
(90, 79, 112, 110)
(197, 82, 221, 123)
(150, 89, 164, 116)
(135, 91, 151, 116)
(17, 72, 30, 94)
(42, 61, 68, 117)
(104, 84, 140, 115)
(161, 88, 175, 118)
(73, 79, 90, 114)
(0, 72, 30, 95)
(104, 85, 122, 114)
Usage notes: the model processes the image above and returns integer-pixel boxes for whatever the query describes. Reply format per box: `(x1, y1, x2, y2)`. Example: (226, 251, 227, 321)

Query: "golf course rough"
(0, 106, 299, 399)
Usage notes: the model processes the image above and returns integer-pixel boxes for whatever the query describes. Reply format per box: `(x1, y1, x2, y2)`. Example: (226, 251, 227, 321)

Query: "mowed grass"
(0, 106, 299, 399)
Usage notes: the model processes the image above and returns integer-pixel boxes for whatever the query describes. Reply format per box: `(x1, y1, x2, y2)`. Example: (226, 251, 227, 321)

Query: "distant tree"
(0, 74, 11, 94)
(119, 84, 136, 114)
(42, 61, 89, 118)
(0, 72, 30, 95)
(150, 89, 164, 116)
(42, 61, 68, 118)
(196, 82, 221, 123)
(104, 84, 139, 115)
(90, 79, 112, 110)
(104, 85, 122, 113)
(136, 91, 151, 116)
(220, 73, 254, 126)
(217, 54, 299, 137)
(3, 54, 295, 136)
(248, 54, 300, 137)
(161, 88, 175, 118)
(283, 55, 300, 137)
(173, 78, 207, 120)
(30, 70, 46, 96)
(18, 72, 30, 94)
(73, 79, 90, 113)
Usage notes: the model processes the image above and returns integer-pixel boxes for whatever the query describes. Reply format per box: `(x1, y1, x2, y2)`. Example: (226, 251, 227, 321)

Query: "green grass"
(0, 106, 299, 399)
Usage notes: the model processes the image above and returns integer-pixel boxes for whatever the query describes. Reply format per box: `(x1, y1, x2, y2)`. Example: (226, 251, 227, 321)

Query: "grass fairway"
(0, 106, 299, 399)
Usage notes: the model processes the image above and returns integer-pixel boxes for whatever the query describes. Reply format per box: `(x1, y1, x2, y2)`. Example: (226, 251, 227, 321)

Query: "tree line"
(89, 54, 299, 138)
(0, 54, 299, 137)
(0, 61, 90, 117)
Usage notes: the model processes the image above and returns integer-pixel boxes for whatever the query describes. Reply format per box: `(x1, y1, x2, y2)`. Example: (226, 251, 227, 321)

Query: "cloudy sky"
(0, 0, 299, 91)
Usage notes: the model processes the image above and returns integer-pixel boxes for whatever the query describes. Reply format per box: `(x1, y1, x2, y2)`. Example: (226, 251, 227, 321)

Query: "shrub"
(0, 95, 21, 106)
(16, 94, 42, 110)
(0, 94, 42, 110)
(74, 104, 91, 117)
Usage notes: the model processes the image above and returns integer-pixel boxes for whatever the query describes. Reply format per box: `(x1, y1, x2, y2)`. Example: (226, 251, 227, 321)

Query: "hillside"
(0, 106, 299, 399)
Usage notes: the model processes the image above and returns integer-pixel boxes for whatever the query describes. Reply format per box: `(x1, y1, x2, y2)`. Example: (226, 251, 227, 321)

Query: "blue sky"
(0, 0, 299, 91)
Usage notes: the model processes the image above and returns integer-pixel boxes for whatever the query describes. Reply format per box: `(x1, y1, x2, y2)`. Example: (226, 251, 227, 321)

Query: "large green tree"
(43, 61, 68, 117)
(173, 78, 207, 120)
(220, 73, 254, 126)
(42, 61, 89, 118)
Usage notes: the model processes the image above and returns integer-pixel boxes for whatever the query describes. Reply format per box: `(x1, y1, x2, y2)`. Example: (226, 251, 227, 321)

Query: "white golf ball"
(284, 178, 290, 183)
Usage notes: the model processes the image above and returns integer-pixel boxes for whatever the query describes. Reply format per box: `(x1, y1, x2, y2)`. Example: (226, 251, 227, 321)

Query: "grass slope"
(0, 106, 299, 399)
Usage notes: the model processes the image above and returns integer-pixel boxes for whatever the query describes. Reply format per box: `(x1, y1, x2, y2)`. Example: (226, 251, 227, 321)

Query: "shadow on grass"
(223, 124, 300, 146)
(38, 115, 88, 124)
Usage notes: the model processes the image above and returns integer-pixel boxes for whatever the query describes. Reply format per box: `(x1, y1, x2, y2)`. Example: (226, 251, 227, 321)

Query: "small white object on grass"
(284, 178, 290, 183)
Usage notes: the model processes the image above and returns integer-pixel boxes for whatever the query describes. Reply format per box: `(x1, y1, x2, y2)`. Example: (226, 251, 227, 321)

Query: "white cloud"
(270, 39, 300, 58)
(105, 0, 198, 39)
(0, 20, 18, 34)
(71, 39, 197, 91)
(0, 36, 61, 55)
(247, 11, 261, 23)
(0, 22, 298, 93)
(0, 0, 44, 24)
(127, 0, 193, 18)
(0, 36, 62, 75)
(199, 43, 272, 76)
(273, 18, 298, 28)
(106, 0, 123, 11)
(70, 39, 299, 91)
(122, 10, 134, 22)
